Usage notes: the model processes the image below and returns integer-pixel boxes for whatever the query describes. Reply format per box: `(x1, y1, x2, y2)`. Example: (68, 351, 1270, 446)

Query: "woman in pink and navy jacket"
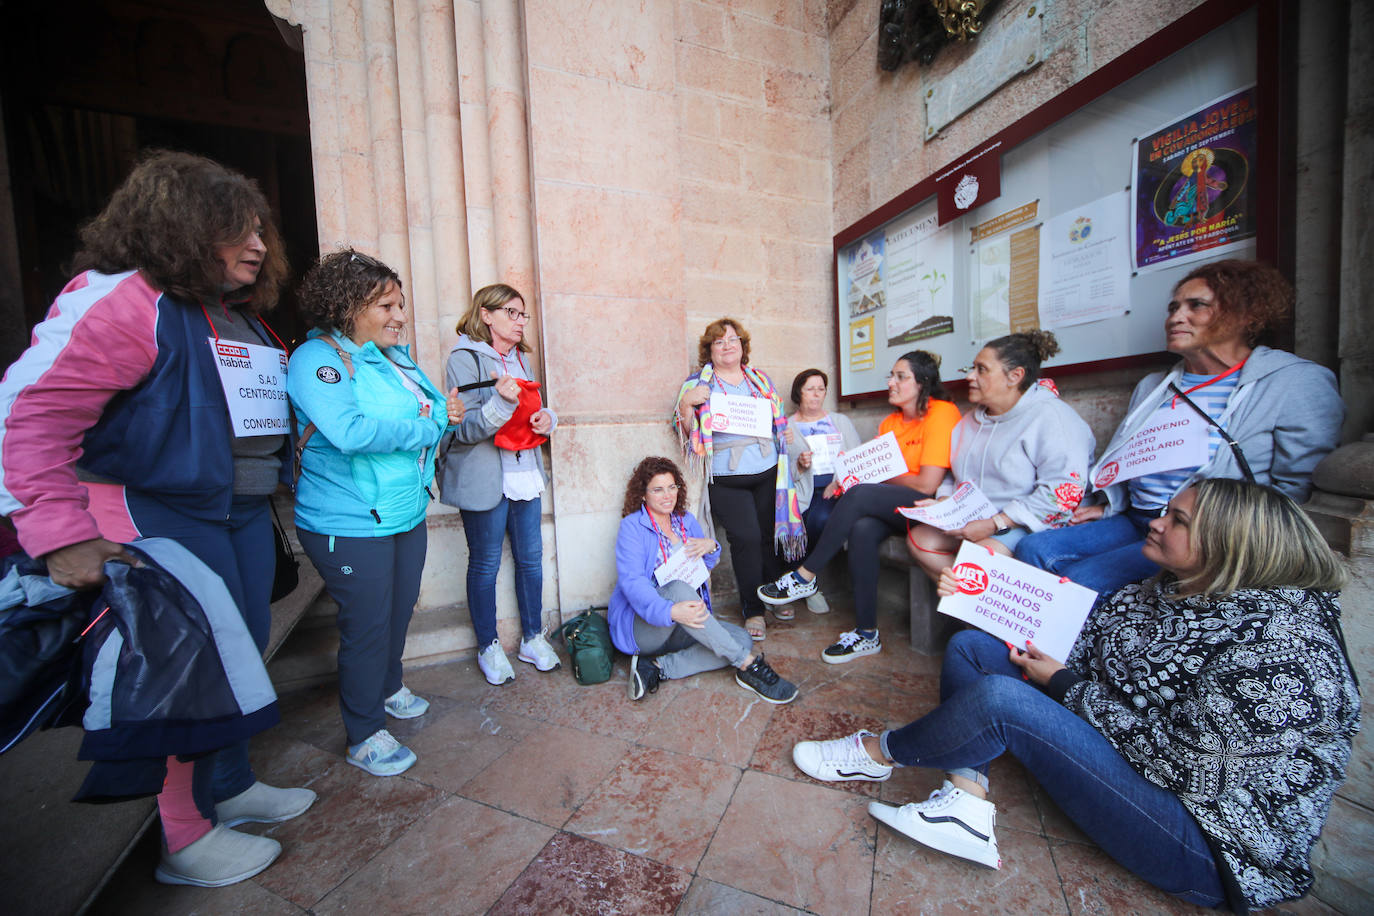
(0, 151, 313, 888)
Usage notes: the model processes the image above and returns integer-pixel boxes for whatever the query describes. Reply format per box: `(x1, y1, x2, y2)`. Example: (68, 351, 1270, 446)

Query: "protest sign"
(804, 432, 843, 475)
(897, 481, 997, 530)
(208, 338, 290, 437)
(654, 546, 709, 591)
(708, 393, 773, 437)
(937, 542, 1097, 660)
(835, 431, 906, 489)
(1093, 406, 1209, 488)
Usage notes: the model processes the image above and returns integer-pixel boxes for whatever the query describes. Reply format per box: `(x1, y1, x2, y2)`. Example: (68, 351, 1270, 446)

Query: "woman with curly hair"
(0, 150, 312, 886)
(287, 249, 463, 778)
(794, 479, 1358, 912)
(1015, 259, 1345, 595)
(609, 456, 798, 704)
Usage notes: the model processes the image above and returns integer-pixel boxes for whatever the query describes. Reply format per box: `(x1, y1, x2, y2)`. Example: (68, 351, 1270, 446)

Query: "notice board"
(834, 2, 1273, 399)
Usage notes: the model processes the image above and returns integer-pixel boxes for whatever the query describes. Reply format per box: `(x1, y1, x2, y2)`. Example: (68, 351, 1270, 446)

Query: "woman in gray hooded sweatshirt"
(908, 331, 1095, 582)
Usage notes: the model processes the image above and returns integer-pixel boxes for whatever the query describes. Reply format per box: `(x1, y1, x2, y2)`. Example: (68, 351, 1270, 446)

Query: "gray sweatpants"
(631, 580, 753, 679)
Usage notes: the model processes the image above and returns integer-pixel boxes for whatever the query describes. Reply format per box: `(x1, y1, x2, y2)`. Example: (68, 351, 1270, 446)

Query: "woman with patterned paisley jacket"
(792, 478, 1359, 913)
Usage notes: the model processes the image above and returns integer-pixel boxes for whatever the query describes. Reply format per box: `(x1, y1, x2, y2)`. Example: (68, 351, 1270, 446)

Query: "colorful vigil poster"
(884, 204, 955, 346)
(1132, 86, 1257, 270)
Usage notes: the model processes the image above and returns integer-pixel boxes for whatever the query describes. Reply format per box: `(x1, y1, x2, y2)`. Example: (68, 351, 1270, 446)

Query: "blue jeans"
(460, 496, 543, 647)
(1014, 507, 1161, 595)
(881, 630, 1225, 908)
(802, 473, 838, 543)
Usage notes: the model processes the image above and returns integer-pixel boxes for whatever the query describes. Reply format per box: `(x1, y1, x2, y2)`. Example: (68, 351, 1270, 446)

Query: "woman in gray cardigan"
(439, 284, 559, 685)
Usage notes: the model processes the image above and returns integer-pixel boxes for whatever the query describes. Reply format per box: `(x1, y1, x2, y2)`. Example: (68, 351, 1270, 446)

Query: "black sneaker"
(821, 629, 882, 665)
(629, 654, 661, 701)
(735, 653, 799, 704)
(757, 571, 817, 606)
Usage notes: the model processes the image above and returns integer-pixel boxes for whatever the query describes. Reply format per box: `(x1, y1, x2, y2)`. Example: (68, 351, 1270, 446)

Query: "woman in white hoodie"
(907, 331, 1095, 582)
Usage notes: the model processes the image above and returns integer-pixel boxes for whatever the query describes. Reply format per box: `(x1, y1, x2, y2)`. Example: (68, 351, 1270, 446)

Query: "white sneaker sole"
(346, 751, 417, 778)
(868, 801, 1001, 869)
(154, 853, 279, 888)
(821, 644, 881, 665)
(757, 584, 815, 606)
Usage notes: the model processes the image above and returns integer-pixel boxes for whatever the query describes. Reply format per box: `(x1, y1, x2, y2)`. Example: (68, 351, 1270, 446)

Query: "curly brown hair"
(70, 149, 288, 313)
(696, 317, 751, 367)
(621, 456, 688, 517)
(297, 249, 402, 338)
(1177, 259, 1291, 344)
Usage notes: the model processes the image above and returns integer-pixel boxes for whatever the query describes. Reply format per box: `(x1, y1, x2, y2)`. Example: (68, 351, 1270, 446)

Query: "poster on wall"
(845, 232, 886, 316)
(967, 202, 1039, 340)
(884, 206, 955, 346)
(1132, 86, 1257, 270)
(1038, 191, 1131, 328)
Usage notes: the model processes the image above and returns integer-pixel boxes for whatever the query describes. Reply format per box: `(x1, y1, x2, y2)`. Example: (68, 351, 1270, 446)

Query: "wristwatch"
(992, 513, 1012, 536)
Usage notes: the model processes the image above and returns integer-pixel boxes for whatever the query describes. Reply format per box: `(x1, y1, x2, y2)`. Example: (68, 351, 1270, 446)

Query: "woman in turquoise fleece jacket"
(287, 249, 463, 778)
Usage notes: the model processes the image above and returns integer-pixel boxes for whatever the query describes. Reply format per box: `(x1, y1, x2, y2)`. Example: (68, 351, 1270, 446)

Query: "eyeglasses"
(647, 484, 680, 496)
(711, 336, 742, 347)
(487, 305, 531, 323)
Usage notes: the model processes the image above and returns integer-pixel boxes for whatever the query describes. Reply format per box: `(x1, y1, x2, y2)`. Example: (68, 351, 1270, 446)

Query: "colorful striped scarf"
(674, 363, 806, 561)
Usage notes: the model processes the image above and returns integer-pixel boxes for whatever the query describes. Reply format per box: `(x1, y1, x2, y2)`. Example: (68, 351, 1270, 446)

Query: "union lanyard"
(1169, 358, 1245, 408)
(711, 367, 764, 399)
(200, 302, 289, 351)
(497, 347, 526, 377)
(647, 510, 685, 565)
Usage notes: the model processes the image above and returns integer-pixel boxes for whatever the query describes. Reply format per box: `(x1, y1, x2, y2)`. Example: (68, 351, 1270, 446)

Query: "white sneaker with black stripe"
(868, 780, 1001, 869)
(792, 730, 892, 782)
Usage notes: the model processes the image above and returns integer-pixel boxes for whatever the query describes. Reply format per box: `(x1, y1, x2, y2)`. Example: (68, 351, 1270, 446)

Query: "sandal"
(771, 603, 795, 622)
(744, 615, 766, 641)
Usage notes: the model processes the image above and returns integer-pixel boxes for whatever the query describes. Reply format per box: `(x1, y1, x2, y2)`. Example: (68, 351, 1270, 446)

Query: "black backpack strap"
(1166, 383, 1255, 482)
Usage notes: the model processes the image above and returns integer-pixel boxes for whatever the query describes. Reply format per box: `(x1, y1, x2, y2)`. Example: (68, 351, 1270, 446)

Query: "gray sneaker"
(735, 653, 798, 704)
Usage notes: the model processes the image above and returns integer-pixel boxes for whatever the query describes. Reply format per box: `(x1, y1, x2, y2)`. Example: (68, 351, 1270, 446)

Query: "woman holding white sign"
(786, 368, 862, 614)
(1015, 259, 1344, 596)
(907, 331, 1094, 583)
(759, 351, 960, 663)
(793, 479, 1358, 912)
(608, 457, 798, 703)
(0, 151, 314, 886)
(675, 318, 804, 640)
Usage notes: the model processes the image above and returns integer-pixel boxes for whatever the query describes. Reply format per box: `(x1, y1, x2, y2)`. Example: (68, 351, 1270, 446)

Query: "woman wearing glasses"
(609, 457, 798, 703)
(439, 284, 560, 685)
(674, 318, 805, 641)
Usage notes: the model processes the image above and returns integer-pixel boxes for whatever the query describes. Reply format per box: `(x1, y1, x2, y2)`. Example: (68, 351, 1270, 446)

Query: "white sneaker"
(347, 728, 417, 777)
(478, 640, 515, 685)
(518, 632, 561, 671)
(805, 590, 830, 614)
(384, 685, 430, 719)
(792, 730, 892, 782)
(868, 781, 1001, 869)
(214, 780, 317, 828)
(155, 824, 281, 887)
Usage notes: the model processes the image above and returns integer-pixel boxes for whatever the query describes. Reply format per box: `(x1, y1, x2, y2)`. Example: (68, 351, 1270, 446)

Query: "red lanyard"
(201, 302, 288, 351)
(647, 511, 683, 565)
(497, 348, 526, 376)
(1170, 358, 1245, 408)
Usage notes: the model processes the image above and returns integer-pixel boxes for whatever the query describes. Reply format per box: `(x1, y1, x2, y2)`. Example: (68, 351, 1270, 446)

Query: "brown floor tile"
(249, 758, 447, 908)
(400, 656, 504, 704)
(403, 703, 540, 793)
(565, 746, 740, 871)
(272, 681, 349, 753)
(560, 666, 686, 741)
(698, 769, 876, 916)
(1051, 840, 1213, 915)
(637, 685, 775, 766)
(751, 705, 889, 798)
(481, 663, 581, 722)
(676, 877, 812, 915)
(870, 822, 1068, 915)
(490, 831, 692, 915)
(312, 795, 554, 915)
(459, 722, 630, 828)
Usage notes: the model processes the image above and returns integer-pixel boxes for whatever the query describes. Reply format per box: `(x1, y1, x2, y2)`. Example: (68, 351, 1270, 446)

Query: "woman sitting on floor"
(792, 478, 1359, 912)
(608, 457, 798, 704)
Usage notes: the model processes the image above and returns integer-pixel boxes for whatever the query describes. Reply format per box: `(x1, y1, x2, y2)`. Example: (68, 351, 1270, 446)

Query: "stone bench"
(877, 536, 957, 655)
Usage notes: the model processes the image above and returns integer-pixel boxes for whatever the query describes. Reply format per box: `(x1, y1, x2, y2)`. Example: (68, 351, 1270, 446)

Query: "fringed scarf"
(673, 363, 806, 561)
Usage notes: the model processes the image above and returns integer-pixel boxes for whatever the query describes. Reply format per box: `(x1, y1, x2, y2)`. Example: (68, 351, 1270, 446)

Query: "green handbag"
(559, 609, 614, 686)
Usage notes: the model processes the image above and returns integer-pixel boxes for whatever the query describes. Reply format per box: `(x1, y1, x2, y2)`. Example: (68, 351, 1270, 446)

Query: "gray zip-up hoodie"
(949, 384, 1096, 532)
(1092, 346, 1343, 515)
(437, 335, 556, 512)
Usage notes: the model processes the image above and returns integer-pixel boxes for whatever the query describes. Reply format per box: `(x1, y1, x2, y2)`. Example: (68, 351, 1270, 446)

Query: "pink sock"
(158, 756, 212, 854)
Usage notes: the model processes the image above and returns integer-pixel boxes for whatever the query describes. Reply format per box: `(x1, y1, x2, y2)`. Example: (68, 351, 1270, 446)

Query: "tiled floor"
(90, 597, 1322, 915)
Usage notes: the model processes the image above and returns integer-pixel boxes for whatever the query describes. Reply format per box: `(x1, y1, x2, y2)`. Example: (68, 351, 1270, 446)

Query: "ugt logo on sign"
(951, 562, 988, 596)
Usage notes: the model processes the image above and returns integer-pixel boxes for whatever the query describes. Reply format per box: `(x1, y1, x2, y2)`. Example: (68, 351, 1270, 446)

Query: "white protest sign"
(1093, 405, 1209, 489)
(708, 393, 773, 438)
(897, 481, 998, 531)
(937, 541, 1098, 660)
(654, 546, 710, 591)
(804, 432, 843, 475)
(208, 338, 290, 438)
(835, 431, 907, 488)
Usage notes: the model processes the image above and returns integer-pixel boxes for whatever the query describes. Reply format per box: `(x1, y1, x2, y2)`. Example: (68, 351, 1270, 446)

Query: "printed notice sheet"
(897, 481, 997, 531)
(836, 432, 907, 489)
(654, 547, 709, 591)
(708, 393, 773, 438)
(1038, 192, 1130, 329)
(209, 338, 290, 437)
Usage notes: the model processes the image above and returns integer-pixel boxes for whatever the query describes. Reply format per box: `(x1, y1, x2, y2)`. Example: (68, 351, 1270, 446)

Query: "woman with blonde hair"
(794, 478, 1358, 912)
(439, 283, 560, 684)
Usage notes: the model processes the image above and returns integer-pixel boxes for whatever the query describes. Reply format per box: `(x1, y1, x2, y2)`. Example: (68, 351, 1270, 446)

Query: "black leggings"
(803, 482, 924, 630)
(709, 468, 786, 619)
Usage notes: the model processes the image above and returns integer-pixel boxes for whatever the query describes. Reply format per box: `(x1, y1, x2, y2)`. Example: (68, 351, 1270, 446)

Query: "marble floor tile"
(698, 769, 876, 916)
(400, 656, 505, 704)
(560, 668, 686, 742)
(402, 703, 540, 793)
(565, 745, 740, 871)
(750, 704, 890, 797)
(870, 821, 1068, 915)
(459, 722, 631, 827)
(1051, 840, 1213, 915)
(636, 684, 775, 766)
(490, 831, 692, 915)
(313, 795, 554, 916)
(272, 681, 349, 753)
(676, 877, 811, 915)
(480, 664, 581, 721)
